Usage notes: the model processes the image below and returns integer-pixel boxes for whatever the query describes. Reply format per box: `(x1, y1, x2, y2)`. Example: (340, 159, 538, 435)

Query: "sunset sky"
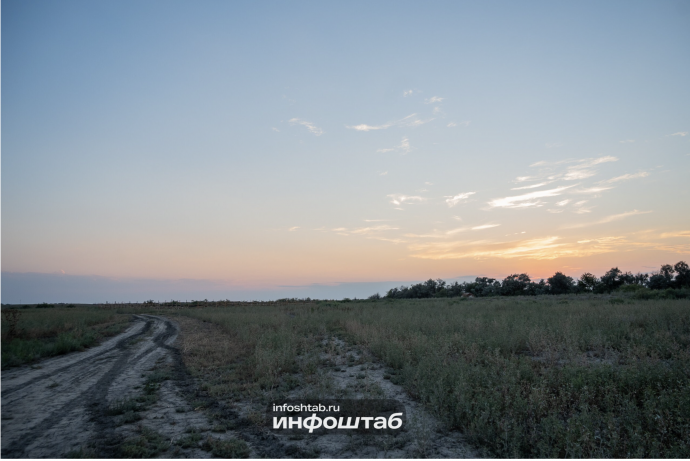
(2, 0, 689, 302)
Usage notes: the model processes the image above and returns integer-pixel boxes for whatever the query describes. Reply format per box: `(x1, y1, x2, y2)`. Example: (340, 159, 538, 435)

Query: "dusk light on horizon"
(2, 0, 689, 302)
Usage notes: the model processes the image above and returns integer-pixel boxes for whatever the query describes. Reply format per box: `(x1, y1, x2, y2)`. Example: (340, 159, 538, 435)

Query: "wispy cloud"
(404, 223, 498, 239)
(530, 156, 617, 169)
(447, 121, 470, 128)
(408, 228, 690, 261)
(409, 236, 564, 260)
(571, 186, 613, 195)
(511, 182, 554, 190)
(515, 176, 537, 182)
(574, 207, 593, 214)
(288, 227, 300, 231)
(446, 227, 469, 235)
(561, 210, 651, 229)
(671, 131, 688, 137)
(403, 232, 446, 239)
(407, 118, 434, 127)
(563, 169, 596, 180)
(619, 139, 635, 143)
(326, 224, 401, 239)
(377, 137, 412, 154)
(472, 224, 500, 230)
(445, 192, 476, 207)
(288, 118, 323, 136)
(571, 155, 618, 168)
(601, 171, 649, 183)
(387, 194, 425, 206)
(350, 225, 399, 235)
(379, 171, 388, 176)
(403, 89, 414, 97)
(347, 122, 393, 132)
(271, 127, 280, 132)
(578, 156, 618, 168)
(346, 114, 431, 132)
(424, 96, 444, 104)
(559, 156, 618, 181)
(368, 236, 407, 244)
(530, 160, 565, 167)
(488, 186, 573, 209)
(660, 231, 690, 238)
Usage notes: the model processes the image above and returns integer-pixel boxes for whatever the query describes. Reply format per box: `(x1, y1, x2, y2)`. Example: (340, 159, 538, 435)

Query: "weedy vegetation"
(7, 296, 688, 457)
(1, 306, 130, 369)
(118, 425, 170, 458)
(166, 296, 689, 458)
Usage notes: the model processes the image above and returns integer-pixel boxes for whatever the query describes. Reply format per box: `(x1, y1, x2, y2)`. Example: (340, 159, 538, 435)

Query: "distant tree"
(368, 293, 381, 300)
(547, 272, 575, 295)
(660, 264, 673, 278)
(647, 273, 669, 290)
(379, 263, 688, 300)
(577, 273, 598, 292)
(673, 261, 690, 288)
(600, 267, 624, 292)
(386, 287, 402, 298)
(660, 264, 675, 283)
(633, 272, 649, 286)
(446, 281, 464, 297)
(528, 279, 549, 295)
(501, 273, 531, 296)
(648, 263, 677, 290)
(385, 278, 451, 299)
(619, 271, 635, 285)
(464, 277, 500, 297)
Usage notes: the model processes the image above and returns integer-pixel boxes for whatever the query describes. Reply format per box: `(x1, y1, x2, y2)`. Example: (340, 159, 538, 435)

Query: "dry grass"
(165, 296, 690, 458)
(173, 316, 256, 400)
(1, 306, 130, 368)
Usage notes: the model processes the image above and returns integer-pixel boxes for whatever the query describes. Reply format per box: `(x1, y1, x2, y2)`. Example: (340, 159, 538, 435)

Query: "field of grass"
(1, 306, 130, 369)
(163, 295, 690, 458)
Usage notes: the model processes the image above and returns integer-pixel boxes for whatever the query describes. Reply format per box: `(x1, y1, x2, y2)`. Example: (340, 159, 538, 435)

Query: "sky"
(2, 0, 690, 302)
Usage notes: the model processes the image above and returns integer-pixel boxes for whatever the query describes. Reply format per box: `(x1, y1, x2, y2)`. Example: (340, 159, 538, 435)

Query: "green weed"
(172, 296, 690, 458)
(1, 307, 129, 368)
(119, 426, 170, 458)
(201, 436, 250, 458)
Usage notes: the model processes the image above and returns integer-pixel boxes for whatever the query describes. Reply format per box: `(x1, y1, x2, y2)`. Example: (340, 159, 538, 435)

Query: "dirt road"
(2, 314, 477, 458)
(1, 315, 194, 458)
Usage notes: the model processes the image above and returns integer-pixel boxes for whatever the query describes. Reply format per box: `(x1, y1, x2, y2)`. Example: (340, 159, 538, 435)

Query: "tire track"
(1, 318, 152, 397)
(0, 315, 173, 458)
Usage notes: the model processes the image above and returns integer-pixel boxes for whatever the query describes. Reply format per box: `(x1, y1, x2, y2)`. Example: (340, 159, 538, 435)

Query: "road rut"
(1, 315, 177, 458)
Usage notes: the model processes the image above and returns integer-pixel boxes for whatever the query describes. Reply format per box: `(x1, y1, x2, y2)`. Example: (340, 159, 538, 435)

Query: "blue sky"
(2, 0, 689, 302)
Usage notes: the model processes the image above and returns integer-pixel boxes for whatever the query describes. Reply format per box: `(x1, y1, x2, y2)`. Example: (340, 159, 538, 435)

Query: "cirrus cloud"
(387, 194, 425, 206)
(445, 192, 476, 207)
(346, 114, 432, 132)
(488, 186, 574, 209)
(288, 118, 323, 136)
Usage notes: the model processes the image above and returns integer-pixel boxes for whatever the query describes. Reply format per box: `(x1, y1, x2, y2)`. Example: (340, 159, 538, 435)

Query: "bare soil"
(1, 315, 250, 458)
(238, 336, 477, 458)
(2, 314, 477, 458)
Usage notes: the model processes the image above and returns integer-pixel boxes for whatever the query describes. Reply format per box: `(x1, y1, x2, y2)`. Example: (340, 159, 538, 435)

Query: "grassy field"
(160, 295, 690, 458)
(1, 306, 130, 369)
(4, 297, 688, 456)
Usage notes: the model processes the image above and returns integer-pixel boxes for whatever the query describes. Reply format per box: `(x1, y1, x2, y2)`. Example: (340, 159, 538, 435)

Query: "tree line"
(374, 261, 690, 299)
